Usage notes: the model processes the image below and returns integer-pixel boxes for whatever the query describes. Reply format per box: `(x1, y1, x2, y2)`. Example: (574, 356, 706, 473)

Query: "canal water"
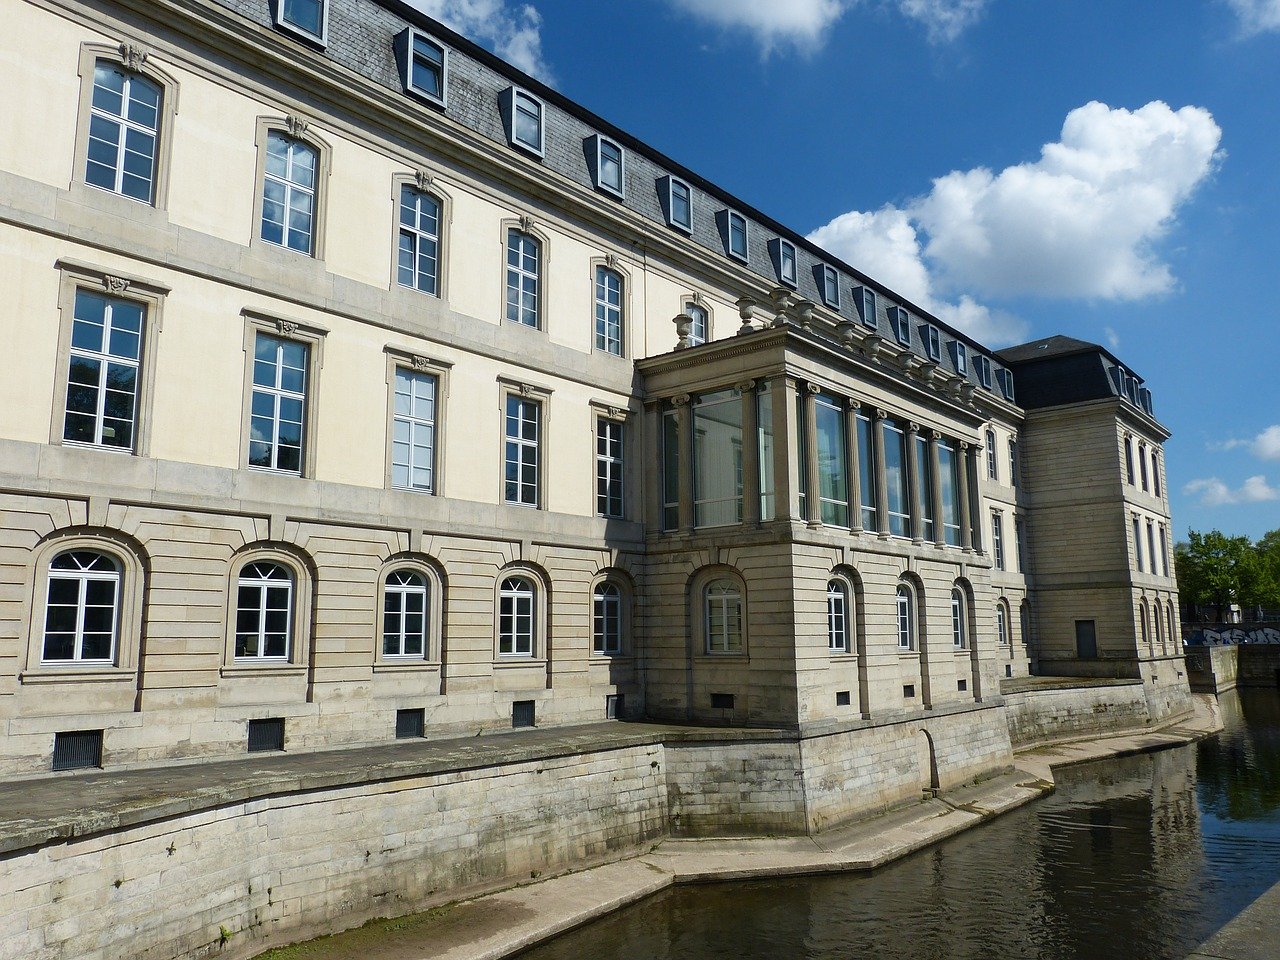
(518, 690, 1280, 960)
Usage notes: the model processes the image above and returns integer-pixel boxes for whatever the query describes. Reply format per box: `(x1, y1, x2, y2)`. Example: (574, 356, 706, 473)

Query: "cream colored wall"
(0, 226, 62, 446)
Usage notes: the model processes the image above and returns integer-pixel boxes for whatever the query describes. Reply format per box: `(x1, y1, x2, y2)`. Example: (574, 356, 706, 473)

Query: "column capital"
(846, 397, 862, 412)
(907, 421, 921, 436)
(736, 379, 756, 393)
(672, 393, 690, 406)
(804, 382, 821, 396)
(875, 408, 889, 422)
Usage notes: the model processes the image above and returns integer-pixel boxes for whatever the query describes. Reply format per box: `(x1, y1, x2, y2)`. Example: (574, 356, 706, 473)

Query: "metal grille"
(605, 694, 623, 720)
(52, 730, 103, 771)
(247, 718, 285, 752)
(395, 708, 425, 739)
(511, 700, 535, 729)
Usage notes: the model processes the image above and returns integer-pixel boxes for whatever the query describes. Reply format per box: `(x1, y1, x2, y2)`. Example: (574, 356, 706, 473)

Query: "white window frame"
(855, 286, 877, 329)
(273, 0, 328, 44)
(1008, 438, 1019, 488)
(726, 211, 749, 262)
(924, 325, 941, 362)
(985, 429, 998, 481)
(505, 228, 542, 328)
(685, 301, 709, 346)
(992, 511, 1005, 570)
(665, 176, 693, 232)
(61, 289, 146, 452)
(592, 580, 624, 655)
(391, 366, 438, 493)
(996, 600, 1009, 646)
(889, 306, 911, 346)
(383, 569, 429, 659)
(399, 28, 448, 107)
(84, 62, 163, 204)
(498, 575, 537, 657)
(592, 135, 625, 198)
(778, 239, 798, 287)
(896, 583, 916, 651)
(233, 561, 294, 661)
(504, 393, 541, 507)
(951, 587, 967, 650)
(260, 131, 320, 256)
(976, 355, 993, 389)
(506, 87, 545, 157)
(594, 265, 625, 357)
(396, 184, 442, 296)
(952, 341, 968, 376)
(596, 416, 625, 518)
(827, 579, 849, 653)
(704, 578, 744, 654)
(41, 551, 121, 665)
(820, 265, 840, 308)
(248, 332, 309, 474)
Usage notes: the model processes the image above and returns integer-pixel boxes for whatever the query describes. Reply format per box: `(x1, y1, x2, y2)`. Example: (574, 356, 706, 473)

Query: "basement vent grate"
(52, 730, 103, 772)
(247, 718, 285, 753)
(396, 708, 425, 739)
(512, 700, 536, 728)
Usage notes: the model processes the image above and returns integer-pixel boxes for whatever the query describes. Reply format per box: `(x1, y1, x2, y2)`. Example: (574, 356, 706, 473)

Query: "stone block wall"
(1003, 682, 1152, 749)
(663, 737, 806, 837)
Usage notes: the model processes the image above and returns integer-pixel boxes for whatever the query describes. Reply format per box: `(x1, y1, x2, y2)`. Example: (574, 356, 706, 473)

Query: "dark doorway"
(1075, 620, 1098, 659)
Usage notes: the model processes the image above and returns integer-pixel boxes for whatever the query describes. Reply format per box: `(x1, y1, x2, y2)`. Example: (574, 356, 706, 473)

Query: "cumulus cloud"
(404, 0, 552, 80)
(1220, 425, 1280, 459)
(663, 0, 987, 52)
(807, 100, 1222, 345)
(1224, 0, 1280, 35)
(1185, 476, 1280, 506)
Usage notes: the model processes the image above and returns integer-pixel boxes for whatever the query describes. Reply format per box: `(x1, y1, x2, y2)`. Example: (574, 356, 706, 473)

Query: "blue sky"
(409, 0, 1280, 540)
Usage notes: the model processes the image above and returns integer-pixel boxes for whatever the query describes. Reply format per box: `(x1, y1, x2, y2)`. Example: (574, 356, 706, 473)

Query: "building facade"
(0, 0, 1187, 777)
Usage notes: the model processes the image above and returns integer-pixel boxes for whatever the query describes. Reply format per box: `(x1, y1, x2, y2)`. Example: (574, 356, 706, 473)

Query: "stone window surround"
(497, 376, 552, 510)
(995, 596, 1011, 647)
(250, 115, 333, 261)
(19, 530, 147, 686)
(680, 291, 713, 345)
(589, 255, 632, 360)
(590, 401, 631, 521)
(492, 563, 550, 666)
(383, 347, 452, 496)
(48, 259, 169, 459)
(827, 565, 864, 663)
(221, 545, 313, 677)
(691, 565, 748, 659)
(498, 215, 552, 331)
(373, 556, 446, 672)
(895, 575, 926, 654)
(390, 171, 453, 301)
(589, 569, 633, 659)
(71, 41, 180, 212)
(239, 308, 328, 478)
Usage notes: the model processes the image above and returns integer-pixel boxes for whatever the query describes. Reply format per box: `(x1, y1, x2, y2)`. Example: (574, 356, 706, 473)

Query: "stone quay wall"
(1186, 644, 1280, 693)
(1003, 681, 1154, 750)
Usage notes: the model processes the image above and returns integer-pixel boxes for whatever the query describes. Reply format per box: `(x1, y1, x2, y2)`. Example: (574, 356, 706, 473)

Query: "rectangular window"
(857, 412, 877, 531)
(779, 239, 798, 286)
(757, 385, 775, 522)
(916, 436, 935, 541)
(261, 132, 318, 255)
(882, 418, 910, 537)
(939, 440, 961, 546)
(924, 325, 941, 362)
(854, 286, 877, 329)
(505, 229, 540, 327)
(726, 211, 748, 261)
(1152, 451, 1162, 498)
(1125, 436, 1136, 485)
(1147, 521, 1158, 579)
(1015, 516, 1027, 573)
(951, 341, 967, 376)
(509, 88, 544, 155)
(1160, 523, 1170, 577)
(391, 368, 436, 492)
(397, 186, 440, 295)
(401, 30, 447, 105)
(796, 392, 808, 520)
(975, 355, 993, 389)
(815, 393, 848, 527)
(504, 395, 540, 507)
(820, 266, 840, 308)
(594, 137, 624, 196)
(249, 333, 307, 473)
(667, 177, 693, 232)
(277, 0, 326, 41)
(63, 290, 144, 450)
(693, 389, 743, 527)
(1133, 517, 1144, 572)
(985, 428, 997, 481)
(596, 418, 624, 518)
(594, 266, 624, 356)
(1008, 438, 1019, 488)
(86, 62, 161, 203)
(662, 406, 680, 530)
(992, 512, 1005, 570)
(998, 368, 1016, 402)
(1139, 446, 1150, 491)
(889, 306, 911, 346)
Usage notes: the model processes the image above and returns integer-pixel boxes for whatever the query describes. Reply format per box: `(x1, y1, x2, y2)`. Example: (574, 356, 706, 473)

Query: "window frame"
(384, 349, 451, 496)
(494, 569, 547, 661)
(819, 265, 841, 308)
(499, 379, 551, 509)
(251, 117, 332, 261)
(827, 579, 850, 654)
(40, 550, 122, 666)
(724, 210, 749, 263)
(985, 428, 998, 481)
(702, 576, 746, 656)
(504, 87, 546, 157)
(72, 44, 180, 212)
(591, 574, 631, 657)
(397, 28, 448, 108)
(775, 238, 799, 287)
(992, 511, 1005, 570)
(889, 306, 911, 346)
(896, 582, 917, 652)
(996, 599, 1010, 646)
(663, 176, 694, 233)
(504, 225, 544, 329)
(950, 341, 968, 376)
(375, 560, 444, 667)
(49, 260, 168, 458)
(240, 310, 327, 478)
(272, 0, 329, 45)
(592, 261, 627, 357)
(951, 586, 968, 650)
(594, 409, 627, 519)
(222, 547, 312, 674)
(975, 355, 993, 389)
(591, 135, 626, 198)
(684, 299, 710, 346)
(854, 286, 877, 329)
(924, 325, 942, 362)
(393, 179, 446, 298)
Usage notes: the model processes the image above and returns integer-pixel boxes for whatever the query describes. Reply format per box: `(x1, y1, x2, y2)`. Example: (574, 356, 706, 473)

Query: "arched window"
(593, 581, 623, 655)
(1139, 598, 1150, 650)
(498, 576, 536, 657)
(235, 561, 293, 660)
(896, 583, 916, 651)
(827, 579, 849, 653)
(1020, 600, 1031, 646)
(951, 587, 967, 649)
(85, 62, 162, 203)
(1154, 602, 1165, 651)
(594, 266, 624, 356)
(685, 302, 708, 345)
(1167, 602, 1178, 652)
(383, 570, 428, 658)
(261, 132, 319, 254)
(397, 186, 442, 295)
(705, 579, 743, 654)
(506, 229, 541, 327)
(996, 599, 1009, 646)
(42, 551, 121, 663)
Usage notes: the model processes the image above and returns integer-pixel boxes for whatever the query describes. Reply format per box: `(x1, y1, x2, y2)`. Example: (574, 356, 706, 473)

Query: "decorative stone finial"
(673, 313, 694, 350)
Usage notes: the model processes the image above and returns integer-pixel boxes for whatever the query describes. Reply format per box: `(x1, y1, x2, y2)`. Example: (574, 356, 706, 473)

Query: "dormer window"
(889, 306, 911, 346)
(1139, 387, 1153, 414)
(820, 265, 840, 307)
(773, 239, 798, 286)
(725, 211, 748, 262)
(975, 355, 993, 389)
(504, 88, 545, 156)
(591, 136, 625, 197)
(951, 340, 967, 375)
(273, 0, 327, 44)
(854, 286, 876, 329)
(664, 177, 692, 232)
(398, 29, 447, 107)
(924, 324, 941, 362)
(998, 368, 1016, 403)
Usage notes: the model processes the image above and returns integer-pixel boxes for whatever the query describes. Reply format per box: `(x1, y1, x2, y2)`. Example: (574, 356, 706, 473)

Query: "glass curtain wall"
(856, 412, 877, 530)
(882, 418, 910, 537)
(939, 439, 962, 546)
(815, 393, 849, 526)
(693, 389, 743, 527)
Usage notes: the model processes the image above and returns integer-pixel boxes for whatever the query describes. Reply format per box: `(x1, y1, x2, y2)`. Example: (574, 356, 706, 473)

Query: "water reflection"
(518, 690, 1280, 960)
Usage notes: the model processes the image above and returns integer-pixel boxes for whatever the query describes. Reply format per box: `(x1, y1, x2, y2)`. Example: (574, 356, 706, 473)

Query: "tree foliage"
(1176, 529, 1280, 618)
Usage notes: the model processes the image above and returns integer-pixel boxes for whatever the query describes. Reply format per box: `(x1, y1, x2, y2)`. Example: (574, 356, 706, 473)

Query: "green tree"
(1175, 530, 1256, 620)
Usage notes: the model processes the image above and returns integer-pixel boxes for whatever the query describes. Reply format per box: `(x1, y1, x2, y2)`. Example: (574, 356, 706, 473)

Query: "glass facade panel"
(883, 419, 910, 537)
(916, 436, 934, 541)
(693, 390, 742, 527)
(662, 407, 680, 530)
(815, 394, 848, 527)
(857, 413, 877, 531)
(757, 385, 775, 522)
(939, 440, 961, 546)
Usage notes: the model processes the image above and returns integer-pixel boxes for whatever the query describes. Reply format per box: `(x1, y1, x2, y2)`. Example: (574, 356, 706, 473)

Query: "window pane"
(693, 390, 743, 527)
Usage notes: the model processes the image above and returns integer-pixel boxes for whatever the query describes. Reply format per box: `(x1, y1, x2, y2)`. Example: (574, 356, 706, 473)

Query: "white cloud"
(1224, 0, 1280, 35)
(1185, 475, 1280, 506)
(403, 0, 552, 80)
(1103, 326, 1121, 349)
(807, 100, 1221, 345)
(896, 0, 989, 43)
(1254, 425, 1280, 461)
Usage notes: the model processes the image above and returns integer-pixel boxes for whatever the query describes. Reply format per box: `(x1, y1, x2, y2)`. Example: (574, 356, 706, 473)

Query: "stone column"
(873, 410, 891, 538)
(739, 381, 759, 526)
(968, 448, 985, 555)
(846, 399, 863, 533)
(772, 376, 802, 522)
(674, 394, 694, 533)
(804, 384, 821, 527)
(906, 421, 923, 544)
(957, 440, 973, 552)
(929, 431, 946, 548)
(643, 403, 662, 532)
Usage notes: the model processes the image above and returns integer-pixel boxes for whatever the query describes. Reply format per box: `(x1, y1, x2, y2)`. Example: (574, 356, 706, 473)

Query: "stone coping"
(1000, 675, 1144, 695)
